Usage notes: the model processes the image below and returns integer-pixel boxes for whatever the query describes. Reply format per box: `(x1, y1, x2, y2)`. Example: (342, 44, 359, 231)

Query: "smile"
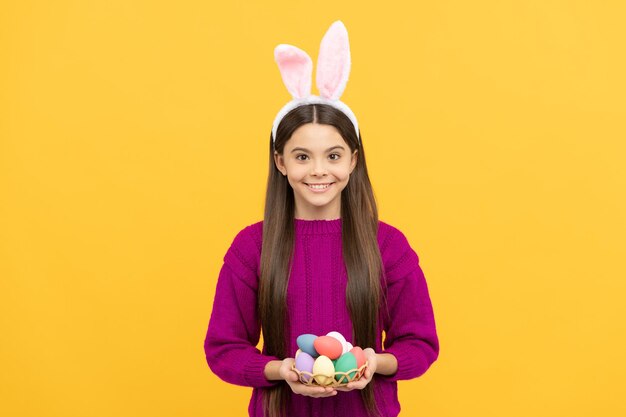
(305, 182, 334, 192)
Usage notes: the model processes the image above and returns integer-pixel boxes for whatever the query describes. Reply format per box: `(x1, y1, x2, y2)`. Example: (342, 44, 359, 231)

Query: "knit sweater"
(204, 218, 439, 417)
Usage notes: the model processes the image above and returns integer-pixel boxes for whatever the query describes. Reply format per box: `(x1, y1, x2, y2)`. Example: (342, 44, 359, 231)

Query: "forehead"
(286, 123, 348, 151)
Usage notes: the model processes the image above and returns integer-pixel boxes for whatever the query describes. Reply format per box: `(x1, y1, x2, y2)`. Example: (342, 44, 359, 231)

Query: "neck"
(294, 204, 341, 221)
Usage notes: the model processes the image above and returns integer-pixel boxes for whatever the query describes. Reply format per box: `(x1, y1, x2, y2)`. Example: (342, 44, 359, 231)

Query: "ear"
(275, 44, 313, 99)
(274, 151, 287, 176)
(350, 149, 358, 173)
(316, 20, 351, 100)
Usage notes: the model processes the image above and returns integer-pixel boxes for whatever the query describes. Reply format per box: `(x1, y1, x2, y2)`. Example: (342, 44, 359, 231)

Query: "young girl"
(204, 21, 439, 417)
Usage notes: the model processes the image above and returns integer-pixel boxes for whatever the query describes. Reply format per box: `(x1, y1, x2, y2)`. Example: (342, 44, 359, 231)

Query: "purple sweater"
(204, 218, 439, 417)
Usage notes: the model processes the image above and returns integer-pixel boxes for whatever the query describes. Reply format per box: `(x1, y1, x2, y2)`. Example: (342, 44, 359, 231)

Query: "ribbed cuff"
(379, 347, 427, 382)
(243, 354, 282, 388)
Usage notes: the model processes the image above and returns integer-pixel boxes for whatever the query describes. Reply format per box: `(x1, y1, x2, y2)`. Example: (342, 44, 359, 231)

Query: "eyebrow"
(290, 146, 345, 153)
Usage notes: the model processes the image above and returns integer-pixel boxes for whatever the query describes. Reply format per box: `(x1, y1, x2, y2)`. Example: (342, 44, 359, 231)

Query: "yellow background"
(1, 1, 625, 416)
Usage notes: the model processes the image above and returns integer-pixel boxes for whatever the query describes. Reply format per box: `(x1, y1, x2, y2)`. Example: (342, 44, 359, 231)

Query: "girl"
(204, 21, 439, 417)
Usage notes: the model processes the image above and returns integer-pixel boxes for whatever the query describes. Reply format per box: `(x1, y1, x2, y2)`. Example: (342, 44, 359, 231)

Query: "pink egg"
(350, 346, 366, 368)
(313, 336, 343, 360)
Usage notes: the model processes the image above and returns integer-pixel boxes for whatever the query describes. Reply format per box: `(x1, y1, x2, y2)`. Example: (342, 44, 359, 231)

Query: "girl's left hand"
(335, 348, 377, 391)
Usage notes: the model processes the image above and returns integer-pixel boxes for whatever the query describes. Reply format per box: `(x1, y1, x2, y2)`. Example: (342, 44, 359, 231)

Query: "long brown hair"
(259, 104, 384, 417)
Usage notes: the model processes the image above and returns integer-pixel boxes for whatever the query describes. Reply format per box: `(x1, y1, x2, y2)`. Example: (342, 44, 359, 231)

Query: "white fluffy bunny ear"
(274, 44, 313, 99)
(316, 20, 351, 100)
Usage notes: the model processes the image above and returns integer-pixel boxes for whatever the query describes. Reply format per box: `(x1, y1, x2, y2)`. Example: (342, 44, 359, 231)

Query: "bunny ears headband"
(271, 20, 360, 144)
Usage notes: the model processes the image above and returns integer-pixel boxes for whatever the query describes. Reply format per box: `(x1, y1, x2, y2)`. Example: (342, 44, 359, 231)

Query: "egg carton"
(291, 361, 369, 387)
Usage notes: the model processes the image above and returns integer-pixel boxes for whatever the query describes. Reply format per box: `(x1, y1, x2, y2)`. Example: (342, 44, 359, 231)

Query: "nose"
(310, 159, 328, 176)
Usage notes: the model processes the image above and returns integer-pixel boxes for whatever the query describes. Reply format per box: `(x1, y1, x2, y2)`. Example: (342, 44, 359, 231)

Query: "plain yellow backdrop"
(1, 1, 625, 416)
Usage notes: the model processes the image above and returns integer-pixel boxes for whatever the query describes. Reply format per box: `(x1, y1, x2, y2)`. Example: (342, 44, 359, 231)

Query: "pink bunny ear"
(316, 20, 351, 100)
(274, 44, 313, 99)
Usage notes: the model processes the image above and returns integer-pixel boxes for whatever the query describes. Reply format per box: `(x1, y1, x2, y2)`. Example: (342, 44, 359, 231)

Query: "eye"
(329, 153, 341, 160)
(295, 154, 308, 161)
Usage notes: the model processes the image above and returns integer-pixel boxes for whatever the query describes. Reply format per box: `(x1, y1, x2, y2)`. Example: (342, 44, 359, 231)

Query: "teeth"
(308, 183, 330, 189)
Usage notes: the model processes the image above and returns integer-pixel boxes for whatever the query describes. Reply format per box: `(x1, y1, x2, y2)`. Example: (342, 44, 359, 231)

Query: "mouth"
(304, 182, 334, 192)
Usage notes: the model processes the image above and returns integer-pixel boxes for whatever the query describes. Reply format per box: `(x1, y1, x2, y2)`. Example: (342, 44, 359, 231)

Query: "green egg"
(334, 352, 357, 382)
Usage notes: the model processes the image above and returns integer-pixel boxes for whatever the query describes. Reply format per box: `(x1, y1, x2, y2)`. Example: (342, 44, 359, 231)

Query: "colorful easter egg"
(297, 334, 319, 357)
(327, 331, 350, 354)
(326, 331, 347, 346)
(312, 355, 335, 386)
(345, 342, 353, 351)
(295, 351, 315, 382)
(334, 352, 358, 382)
(350, 346, 366, 368)
(313, 336, 343, 360)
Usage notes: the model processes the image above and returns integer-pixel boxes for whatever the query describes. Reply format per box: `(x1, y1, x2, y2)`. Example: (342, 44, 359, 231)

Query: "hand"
(335, 348, 378, 392)
(279, 357, 338, 398)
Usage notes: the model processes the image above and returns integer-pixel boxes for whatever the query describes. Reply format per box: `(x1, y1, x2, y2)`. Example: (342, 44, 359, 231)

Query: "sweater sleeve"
(378, 228, 439, 382)
(204, 226, 281, 388)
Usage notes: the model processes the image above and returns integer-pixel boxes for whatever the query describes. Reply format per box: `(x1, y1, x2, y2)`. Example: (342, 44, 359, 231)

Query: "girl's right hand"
(279, 358, 338, 398)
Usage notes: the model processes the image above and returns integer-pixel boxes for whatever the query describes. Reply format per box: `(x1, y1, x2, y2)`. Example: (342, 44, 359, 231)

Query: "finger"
(317, 386, 337, 396)
(307, 386, 333, 395)
(350, 382, 365, 390)
(297, 386, 325, 397)
(307, 389, 337, 398)
(290, 381, 338, 397)
(347, 377, 368, 390)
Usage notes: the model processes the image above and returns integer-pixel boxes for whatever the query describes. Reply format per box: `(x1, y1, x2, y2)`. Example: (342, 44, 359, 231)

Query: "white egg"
(326, 331, 347, 346)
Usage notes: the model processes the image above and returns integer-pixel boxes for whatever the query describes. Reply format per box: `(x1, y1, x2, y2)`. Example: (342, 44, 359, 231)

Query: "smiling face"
(274, 123, 358, 220)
